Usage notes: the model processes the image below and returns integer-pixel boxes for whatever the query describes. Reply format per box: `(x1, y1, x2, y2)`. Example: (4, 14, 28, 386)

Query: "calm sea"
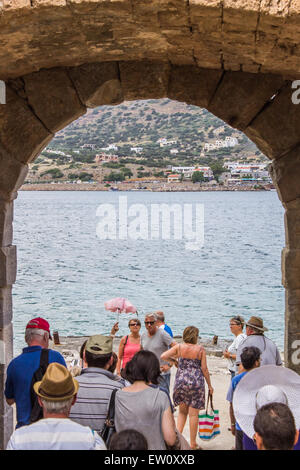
(12, 190, 285, 355)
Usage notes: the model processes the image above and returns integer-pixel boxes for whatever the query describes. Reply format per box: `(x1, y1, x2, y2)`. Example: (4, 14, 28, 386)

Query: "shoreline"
(20, 183, 275, 192)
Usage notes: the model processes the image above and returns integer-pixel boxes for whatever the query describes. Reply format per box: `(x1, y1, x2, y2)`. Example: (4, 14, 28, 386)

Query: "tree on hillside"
(106, 171, 125, 182)
(192, 171, 205, 183)
(41, 168, 64, 179)
(210, 162, 226, 182)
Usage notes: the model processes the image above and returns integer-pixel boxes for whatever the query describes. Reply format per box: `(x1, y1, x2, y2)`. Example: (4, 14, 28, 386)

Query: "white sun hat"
(232, 365, 300, 439)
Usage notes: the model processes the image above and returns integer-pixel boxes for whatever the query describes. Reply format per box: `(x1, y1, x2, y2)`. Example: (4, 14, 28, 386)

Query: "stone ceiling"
(0, 0, 300, 80)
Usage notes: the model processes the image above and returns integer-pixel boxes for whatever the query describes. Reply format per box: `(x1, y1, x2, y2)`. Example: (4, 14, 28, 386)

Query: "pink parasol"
(105, 297, 137, 321)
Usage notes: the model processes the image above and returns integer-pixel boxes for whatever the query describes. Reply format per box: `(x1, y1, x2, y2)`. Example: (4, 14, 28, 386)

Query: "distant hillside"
(49, 99, 263, 160)
(25, 99, 267, 185)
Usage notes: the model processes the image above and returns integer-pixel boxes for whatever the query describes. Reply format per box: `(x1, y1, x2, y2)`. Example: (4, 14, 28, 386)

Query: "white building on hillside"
(131, 147, 143, 154)
(157, 138, 177, 147)
(102, 144, 118, 151)
(204, 137, 238, 152)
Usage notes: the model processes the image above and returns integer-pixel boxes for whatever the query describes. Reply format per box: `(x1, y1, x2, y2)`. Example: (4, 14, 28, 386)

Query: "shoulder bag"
(100, 388, 118, 447)
(29, 348, 49, 423)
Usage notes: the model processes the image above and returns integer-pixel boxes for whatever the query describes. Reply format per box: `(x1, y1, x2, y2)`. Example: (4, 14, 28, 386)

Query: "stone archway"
(0, 0, 300, 448)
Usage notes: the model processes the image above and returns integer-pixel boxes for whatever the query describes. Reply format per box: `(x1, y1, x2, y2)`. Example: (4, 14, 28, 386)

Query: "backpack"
(29, 348, 49, 423)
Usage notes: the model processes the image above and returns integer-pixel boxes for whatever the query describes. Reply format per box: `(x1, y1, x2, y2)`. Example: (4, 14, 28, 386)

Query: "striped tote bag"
(198, 395, 220, 440)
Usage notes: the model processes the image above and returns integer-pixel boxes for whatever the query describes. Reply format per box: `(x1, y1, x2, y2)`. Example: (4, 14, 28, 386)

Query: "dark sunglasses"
(144, 321, 155, 325)
(231, 317, 242, 325)
(129, 322, 139, 326)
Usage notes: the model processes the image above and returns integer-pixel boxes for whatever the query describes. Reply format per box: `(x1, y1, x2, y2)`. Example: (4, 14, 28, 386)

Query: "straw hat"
(33, 362, 79, 402)
(233, 365, 300, 438)
(245, 316, 268, 332)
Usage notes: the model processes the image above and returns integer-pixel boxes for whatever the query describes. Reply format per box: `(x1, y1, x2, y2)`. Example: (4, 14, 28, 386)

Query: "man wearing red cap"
(4, 317, 66, 429)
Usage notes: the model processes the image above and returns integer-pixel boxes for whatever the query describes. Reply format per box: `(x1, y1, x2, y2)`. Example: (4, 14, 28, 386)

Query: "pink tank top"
(122, 336, 141, 369)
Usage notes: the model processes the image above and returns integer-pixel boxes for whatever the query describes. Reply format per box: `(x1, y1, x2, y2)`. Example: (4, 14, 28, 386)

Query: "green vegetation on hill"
(49, 98, 262, 160)
(24, 99, 267, 185)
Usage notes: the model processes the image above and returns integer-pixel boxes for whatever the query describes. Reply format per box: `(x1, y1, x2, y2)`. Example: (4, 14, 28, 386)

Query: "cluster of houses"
(204, 136, 238, 152)
(167, 166, 214, 183)
(220, 161, 272, 185)
(167, 161, 271, 185)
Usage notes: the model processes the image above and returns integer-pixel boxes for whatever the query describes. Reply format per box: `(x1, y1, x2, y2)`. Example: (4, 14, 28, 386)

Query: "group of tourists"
(223, 315, 300, 451)
(3, 312, 300, 451)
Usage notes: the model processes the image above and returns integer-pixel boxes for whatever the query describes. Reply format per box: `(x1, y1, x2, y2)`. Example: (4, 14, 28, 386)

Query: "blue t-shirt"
(5, 346, 67, 428)
(226, 371, 247, 432)
(164, 324, 173, 338)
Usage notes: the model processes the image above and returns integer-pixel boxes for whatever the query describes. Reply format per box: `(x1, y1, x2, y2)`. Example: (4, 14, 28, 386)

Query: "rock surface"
(0, 1, 300, 79)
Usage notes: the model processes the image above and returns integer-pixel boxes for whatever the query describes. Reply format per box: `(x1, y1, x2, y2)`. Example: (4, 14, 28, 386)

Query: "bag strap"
(40, 348, 49, 369)
(106, 388, 118, 423)
(124, 335, 129, 347)
(205, 393, 214, 414)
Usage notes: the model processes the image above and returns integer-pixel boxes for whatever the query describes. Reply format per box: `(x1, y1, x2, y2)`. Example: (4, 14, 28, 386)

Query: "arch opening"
(1, 60, 300, 448)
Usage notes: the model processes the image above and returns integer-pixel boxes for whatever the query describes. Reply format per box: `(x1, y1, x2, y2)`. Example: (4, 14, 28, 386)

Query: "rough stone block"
(246, 82, 300, 159)
(0, 322, 13, 367)
(208, 71, 284, 130)
(119, 61, 171, 100)
(0, 323, 14, 449)
(260, 0, 289, 17)
(0, 407, 14, 450)
(269, 148, 300, 203)
(284, 289, 300, 373)
(0, 152, 28, 196)
(223, 1, 260, 30)
(0, 287, 12, 329)
(0, 201, 13, 247)
(190, 0, 222, 34)
(0, 246, 17, 287)
(284, 198, 300, 249)
(168, 65, 223, 108)
(282, 248, 300, 289)
(23, 68, 86, 133)
(68, 62, 123, 107)
(167, 50, 196, 66)
(2, 0, 30, 10)
(0, 87, 53, 165)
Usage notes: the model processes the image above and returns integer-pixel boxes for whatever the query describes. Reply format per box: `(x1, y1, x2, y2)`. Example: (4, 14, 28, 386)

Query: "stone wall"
(0, 196, 15, 447)
(0, 0, 300, 80)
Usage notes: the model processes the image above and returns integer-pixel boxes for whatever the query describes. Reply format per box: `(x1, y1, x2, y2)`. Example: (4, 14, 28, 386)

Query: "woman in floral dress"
(161, 326, 214, 449)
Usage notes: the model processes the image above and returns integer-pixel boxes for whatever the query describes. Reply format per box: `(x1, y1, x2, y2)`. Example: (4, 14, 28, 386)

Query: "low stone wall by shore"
(20, 183, 273, 192)
(52, 335, 232, 363)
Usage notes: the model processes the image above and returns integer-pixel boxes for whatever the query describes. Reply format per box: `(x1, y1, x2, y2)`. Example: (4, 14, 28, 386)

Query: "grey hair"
(40, 397, 74, 415)
(145, 312, 158, 322)
(25, 328, 48, 345)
